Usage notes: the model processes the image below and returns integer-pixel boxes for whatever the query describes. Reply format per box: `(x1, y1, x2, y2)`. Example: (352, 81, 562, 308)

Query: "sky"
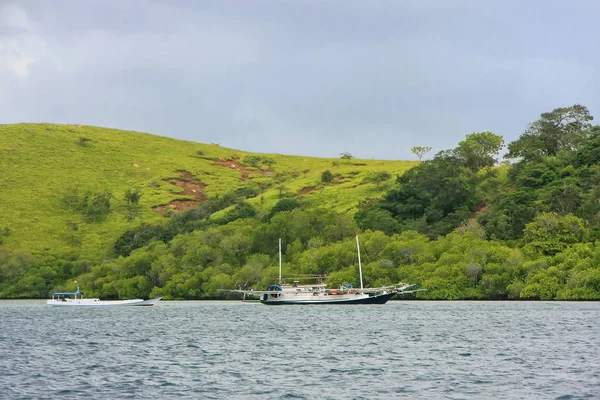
(1, 0, 599, 160)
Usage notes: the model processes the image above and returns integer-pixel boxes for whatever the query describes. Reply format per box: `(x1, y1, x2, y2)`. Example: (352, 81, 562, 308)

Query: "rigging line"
(350, 235, 373, 266)
(358, 236, 374, 264)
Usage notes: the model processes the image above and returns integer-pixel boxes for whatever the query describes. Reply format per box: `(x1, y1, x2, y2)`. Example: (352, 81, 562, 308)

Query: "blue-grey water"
(0, 301, 598, 399)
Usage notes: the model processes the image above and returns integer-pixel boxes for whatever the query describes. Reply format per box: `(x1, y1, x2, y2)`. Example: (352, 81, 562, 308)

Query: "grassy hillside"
(0, 123, 416, 255)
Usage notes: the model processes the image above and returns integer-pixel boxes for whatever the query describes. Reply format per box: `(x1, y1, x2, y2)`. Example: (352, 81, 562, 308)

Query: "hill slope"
(0, 123, 416, 255)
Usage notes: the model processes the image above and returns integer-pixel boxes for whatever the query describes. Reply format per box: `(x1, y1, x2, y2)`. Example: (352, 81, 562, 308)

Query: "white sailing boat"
(47, 286, 162, 307)
(225, 234, 424, 305)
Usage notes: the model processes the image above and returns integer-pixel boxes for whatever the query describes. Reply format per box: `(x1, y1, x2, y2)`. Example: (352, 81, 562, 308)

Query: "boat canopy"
(51, 286, 83, 296)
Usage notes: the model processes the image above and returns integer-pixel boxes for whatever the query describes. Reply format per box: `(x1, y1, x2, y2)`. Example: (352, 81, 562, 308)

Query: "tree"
(123, 188, 143, 222)
(506, 104, 593, 160)
(276, 184, 291, 198)
(321, 170, 334, 183)
(262, 157, 276, 169)
(576, 126, 600, 167)
(0, 226, 10, 245)
(540, 178, 583, 215)
(79, 189, 112, 222)
(411, 146, 432, 161)
(77, 137, 93, 147)
(454, 132, 504, 172)
(481, 189, 538, 240)
(266, 198, 301, 220)
(124, 188, 142, 205)
(242, 156, 262, 168)
(340, 152, 353, 164)
(523, 212, 589, 256)
(370, 171, 392, 189)
(380, 152, 478, 237)
(221, 202, 257, 224)
(63, 186, 80, 211)
(354, 202, 401, 236)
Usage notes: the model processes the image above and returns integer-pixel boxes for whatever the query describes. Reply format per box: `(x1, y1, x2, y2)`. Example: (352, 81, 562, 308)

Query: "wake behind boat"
(223, 234, 425, 305)
(47, 286, 162, 307)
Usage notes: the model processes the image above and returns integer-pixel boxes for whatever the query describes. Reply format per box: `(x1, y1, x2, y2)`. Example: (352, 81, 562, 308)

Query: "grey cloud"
(1, 0, 599, 159)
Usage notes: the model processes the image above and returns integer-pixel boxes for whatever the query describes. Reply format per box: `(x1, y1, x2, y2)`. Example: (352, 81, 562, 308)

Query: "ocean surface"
(0, 300, 598, 399)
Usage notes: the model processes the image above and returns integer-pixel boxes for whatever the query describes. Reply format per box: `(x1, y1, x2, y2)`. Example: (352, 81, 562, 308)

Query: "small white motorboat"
(47, 286, 162, 307)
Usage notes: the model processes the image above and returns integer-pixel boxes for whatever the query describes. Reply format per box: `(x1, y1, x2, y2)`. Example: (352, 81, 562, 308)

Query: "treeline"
(1, 104, 600, 300)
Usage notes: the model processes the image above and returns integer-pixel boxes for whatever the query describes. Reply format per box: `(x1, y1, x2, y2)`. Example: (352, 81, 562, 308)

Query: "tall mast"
(278, 238, 282, 284)
(356, 233, 363, 289)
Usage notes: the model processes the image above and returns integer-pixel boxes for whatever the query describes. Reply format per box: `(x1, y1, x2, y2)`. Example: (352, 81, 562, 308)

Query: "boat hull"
(47, 297, 162, 307)
(261, 292, 395, 305)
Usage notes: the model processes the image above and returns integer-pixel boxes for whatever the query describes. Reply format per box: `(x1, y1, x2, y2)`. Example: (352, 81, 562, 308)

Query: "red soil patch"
(211, 157, 271, 181)
(298, 186, 316, 195)
(470, 204, 488, 218)
(152, 170, 207, 214)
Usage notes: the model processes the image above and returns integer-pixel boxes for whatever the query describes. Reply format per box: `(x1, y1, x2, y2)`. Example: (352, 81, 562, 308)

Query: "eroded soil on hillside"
(152, 170, 207, 214)
(298, 186, 316, 195)
(211, 157, 272, 181)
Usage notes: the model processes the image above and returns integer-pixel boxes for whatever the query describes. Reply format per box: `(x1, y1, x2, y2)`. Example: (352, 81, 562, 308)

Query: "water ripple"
(0, 300, 599, 399)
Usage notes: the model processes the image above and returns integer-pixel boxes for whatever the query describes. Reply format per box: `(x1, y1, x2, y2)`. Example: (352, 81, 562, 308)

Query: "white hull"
(47, 297, 162, 307)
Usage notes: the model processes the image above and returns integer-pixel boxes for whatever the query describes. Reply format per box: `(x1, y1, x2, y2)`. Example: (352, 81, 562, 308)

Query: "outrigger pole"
(356, 233, 363, 290)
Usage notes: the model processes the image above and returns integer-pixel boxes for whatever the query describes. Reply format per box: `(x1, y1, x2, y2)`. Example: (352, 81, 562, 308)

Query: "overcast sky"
(1, 0, 598, 160)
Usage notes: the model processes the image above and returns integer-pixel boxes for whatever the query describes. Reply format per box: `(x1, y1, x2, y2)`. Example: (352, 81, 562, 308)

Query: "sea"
(0, 300, 598, 399)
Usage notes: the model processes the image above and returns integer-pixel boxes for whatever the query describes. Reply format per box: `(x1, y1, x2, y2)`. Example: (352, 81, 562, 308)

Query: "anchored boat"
(47, 286, 162, 307)
(224, 234, 424, 305)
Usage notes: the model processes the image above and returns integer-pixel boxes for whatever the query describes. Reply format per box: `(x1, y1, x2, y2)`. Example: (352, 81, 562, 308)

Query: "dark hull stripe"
(261, 292, 396, 305)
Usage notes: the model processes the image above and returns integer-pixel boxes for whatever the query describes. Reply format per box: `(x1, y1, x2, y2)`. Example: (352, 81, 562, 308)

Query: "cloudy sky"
(1, 0, 598, 160)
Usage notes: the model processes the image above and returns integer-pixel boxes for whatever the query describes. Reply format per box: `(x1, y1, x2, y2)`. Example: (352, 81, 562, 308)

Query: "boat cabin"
(50, 286, 85, 301)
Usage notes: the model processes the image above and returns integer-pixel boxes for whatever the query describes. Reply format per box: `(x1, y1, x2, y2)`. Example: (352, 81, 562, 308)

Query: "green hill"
(5, 104, 600, 301)
(0, 123, 416, 256)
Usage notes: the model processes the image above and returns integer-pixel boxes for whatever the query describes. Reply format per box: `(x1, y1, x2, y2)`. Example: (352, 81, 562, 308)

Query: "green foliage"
(375, 148, 479, 238)
(354, 200, 401, 236)
(78, 190, 113, 223)
(454, 132, 504, 172)
(113, 223, 173, 257)
(506, 104, 593, 160)
(123, 188, 142, 205)
(321, 170, 334, 183)
(221, 202, 257, 224)
(340, 152, 353, 163)
(242, 156, 262, 168)
(4, 106, 600, 300)
(575, 126, 600, 167)
(234, 184, 260, 199)
(265, 198, 302, 221)
(366, 170, 392, 189)
(411, 146, 432, 161)
(0, 226, 10, 245)
(242, 155, 276, 169)
(523, 212, 589, 256)
(0, 123, 416, 255)
(77, 137, 93, 147)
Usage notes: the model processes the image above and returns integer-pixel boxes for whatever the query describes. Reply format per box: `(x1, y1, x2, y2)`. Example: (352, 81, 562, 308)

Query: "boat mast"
(356, 233, 363, 289)
(279, 238, 282, 284)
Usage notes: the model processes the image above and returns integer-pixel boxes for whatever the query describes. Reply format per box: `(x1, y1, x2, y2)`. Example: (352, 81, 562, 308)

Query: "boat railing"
(281, 274, 328, 285)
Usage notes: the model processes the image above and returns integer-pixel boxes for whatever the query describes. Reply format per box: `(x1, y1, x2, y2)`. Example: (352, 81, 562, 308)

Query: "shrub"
(321, 170, 334, 183)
